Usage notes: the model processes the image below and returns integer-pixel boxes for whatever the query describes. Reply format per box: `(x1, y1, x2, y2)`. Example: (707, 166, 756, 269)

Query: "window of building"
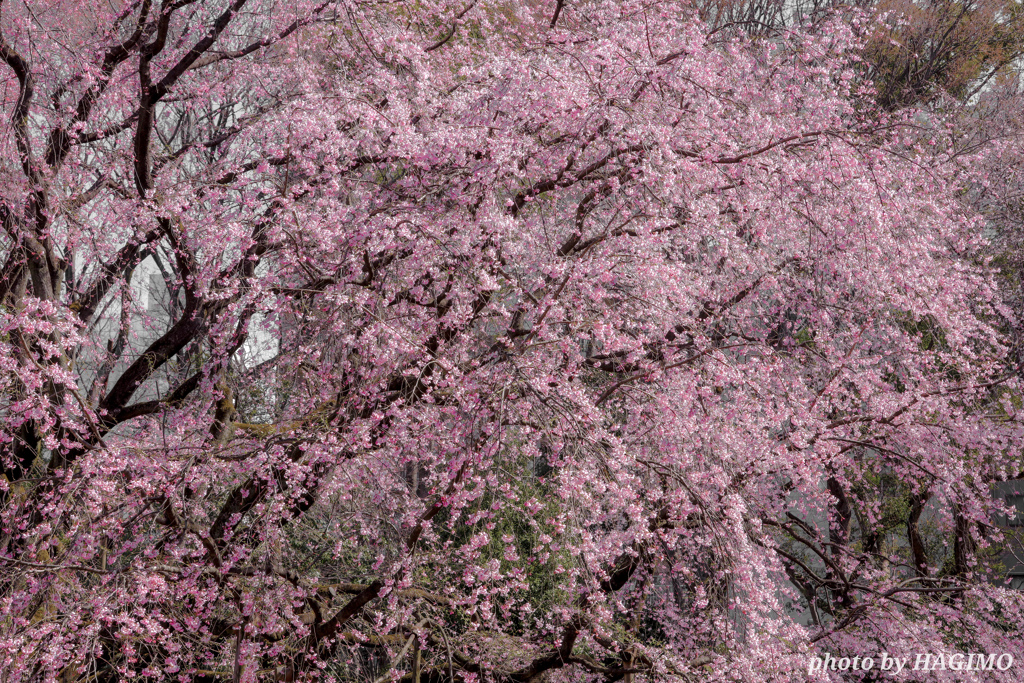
(149, 273, 165, 314)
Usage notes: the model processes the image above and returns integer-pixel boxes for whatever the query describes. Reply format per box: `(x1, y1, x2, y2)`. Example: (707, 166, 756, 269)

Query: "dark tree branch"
(550, 0, 565, 28)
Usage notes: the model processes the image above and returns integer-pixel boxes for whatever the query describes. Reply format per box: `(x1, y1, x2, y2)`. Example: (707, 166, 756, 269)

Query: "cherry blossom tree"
(2, 1, 1024, 682)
